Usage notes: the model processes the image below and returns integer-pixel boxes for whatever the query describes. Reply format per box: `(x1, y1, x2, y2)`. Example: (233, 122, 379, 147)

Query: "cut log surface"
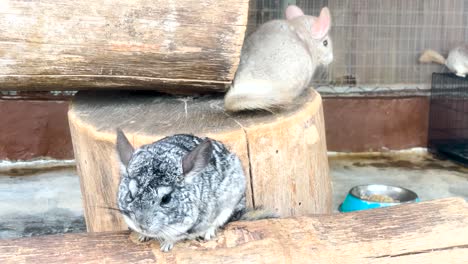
(0, 0, 249, 92)
(1, 198, 467, 263)
(68, 88, 331, 232)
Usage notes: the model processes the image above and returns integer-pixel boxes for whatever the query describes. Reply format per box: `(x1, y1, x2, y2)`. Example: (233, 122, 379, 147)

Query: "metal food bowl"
(339, 184, 419, 212)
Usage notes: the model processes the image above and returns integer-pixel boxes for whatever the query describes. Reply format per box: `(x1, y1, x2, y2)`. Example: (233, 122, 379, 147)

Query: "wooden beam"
(0, 0, 249, 92)
(0, 198, 467, 263)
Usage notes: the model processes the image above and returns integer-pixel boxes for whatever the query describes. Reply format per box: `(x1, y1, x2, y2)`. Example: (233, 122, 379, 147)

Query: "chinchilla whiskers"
(158, 229, 172, 241)
(190, 196, 205, 207)
(98, 205, 130, 216)
(159, 226, 179, 241)
(161, 224, 182, 236)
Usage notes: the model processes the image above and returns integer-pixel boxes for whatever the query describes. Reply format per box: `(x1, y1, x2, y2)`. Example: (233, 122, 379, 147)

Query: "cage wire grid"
(429, 73, 468, 164)
(247, 0, 468, 96)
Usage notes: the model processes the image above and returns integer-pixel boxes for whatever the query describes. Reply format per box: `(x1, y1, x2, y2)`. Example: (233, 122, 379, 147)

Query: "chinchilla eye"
(160, 194, 172, 205)
(323, 40, 328, 47)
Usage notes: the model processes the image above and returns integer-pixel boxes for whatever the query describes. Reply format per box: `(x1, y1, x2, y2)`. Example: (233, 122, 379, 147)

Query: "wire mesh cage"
(246, 0, 468, 93)
(428, 73, 468, 165)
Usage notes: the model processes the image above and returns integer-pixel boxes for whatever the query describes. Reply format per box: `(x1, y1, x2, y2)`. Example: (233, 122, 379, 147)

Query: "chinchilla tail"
(224, 81, 286, 112)
(233, 206, 279, 221)
(419, 49, 446, 65)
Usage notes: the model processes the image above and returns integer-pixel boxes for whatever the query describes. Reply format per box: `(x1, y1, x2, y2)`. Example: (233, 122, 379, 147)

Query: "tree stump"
(1, 198, 467, 263)
(68, 88, 331, 232)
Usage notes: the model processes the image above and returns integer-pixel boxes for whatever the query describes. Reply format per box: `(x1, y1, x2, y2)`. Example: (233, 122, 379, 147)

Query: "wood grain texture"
(240, 95, 331, 216)
(68, 88, 331, 232)
(0, 198, 467, 263)
(0, 0, 249, 92)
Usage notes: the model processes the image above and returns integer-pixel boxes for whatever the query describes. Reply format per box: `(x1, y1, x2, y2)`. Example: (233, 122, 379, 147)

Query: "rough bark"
(0, 0, 249, 93)
(0, 198, 467, 263)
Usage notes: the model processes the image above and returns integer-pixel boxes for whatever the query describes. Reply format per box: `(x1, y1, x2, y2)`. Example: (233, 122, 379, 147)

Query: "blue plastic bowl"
(339, 184, 419, 213)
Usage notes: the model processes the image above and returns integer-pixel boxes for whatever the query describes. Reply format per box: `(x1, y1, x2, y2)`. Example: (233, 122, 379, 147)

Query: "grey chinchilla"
(224, 5, 333, 112)
(115, 129, 275, 252)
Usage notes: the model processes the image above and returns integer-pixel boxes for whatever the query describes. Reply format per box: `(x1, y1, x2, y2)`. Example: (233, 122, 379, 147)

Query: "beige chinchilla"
(419, 45, 468, 78)
(224, 5, 333, 112)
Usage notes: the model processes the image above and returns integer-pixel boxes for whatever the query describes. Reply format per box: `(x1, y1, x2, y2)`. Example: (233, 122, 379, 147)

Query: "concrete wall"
(323, 97, 429, 152)
(0, 99, 73, 160)
(0, 96, 429, 160)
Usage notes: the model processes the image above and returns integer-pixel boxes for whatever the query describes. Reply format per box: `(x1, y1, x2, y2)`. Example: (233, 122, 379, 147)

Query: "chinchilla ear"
(182, 139, 213, 180)
(311, 7, 331, 40)
(285, 5, 304, 20)
(116, 128, 134, 167)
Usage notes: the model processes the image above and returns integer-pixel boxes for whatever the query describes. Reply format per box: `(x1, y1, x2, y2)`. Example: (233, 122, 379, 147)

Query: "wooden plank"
(0, 198, 467, 263)
(67, 88, 331, 232)
(0, 0, 249, 92)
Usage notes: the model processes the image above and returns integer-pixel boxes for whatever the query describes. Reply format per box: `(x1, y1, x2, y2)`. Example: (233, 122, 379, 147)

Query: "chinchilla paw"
(138, 234, 152, 242)
(203, 227, 217, 241)
(160, 241, 174, 252)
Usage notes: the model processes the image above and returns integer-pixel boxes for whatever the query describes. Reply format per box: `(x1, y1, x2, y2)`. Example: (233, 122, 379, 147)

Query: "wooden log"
(68, 88, 331, 232)
(1, 198, 467, 263)
(0, 0, 249, 93)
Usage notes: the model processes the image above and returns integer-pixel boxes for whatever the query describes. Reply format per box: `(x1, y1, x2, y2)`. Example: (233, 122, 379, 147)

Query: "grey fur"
(116, 131, 246, 252)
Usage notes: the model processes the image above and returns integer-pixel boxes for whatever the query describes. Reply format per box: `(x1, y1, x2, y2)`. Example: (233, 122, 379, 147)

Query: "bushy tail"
(239, 208, 279, 221)
(419, 49, 446, 65)
(224, 81, 288, 112)
(230, 206, 278, 222)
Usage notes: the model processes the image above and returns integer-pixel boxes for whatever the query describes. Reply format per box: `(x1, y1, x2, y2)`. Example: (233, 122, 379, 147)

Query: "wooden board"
(68, 88, 331, 232)
(0, 0, 249, 92)
(1, 198, 467, 263)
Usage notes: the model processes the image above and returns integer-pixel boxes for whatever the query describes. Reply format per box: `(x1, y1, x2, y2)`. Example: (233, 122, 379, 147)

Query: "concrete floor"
(0, 168, 85, 239)
(0, 150, 467, 239)
(329, 150, 468, 212)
